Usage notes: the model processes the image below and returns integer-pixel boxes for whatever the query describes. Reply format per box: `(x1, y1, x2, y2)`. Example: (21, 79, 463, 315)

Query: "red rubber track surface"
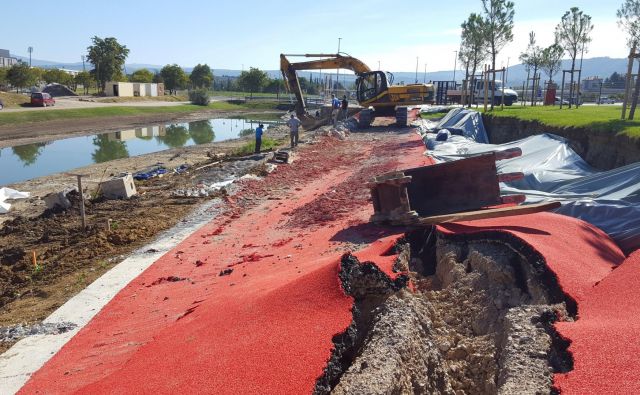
(21, 131, 431, 394)
(20, 128, 639, 394)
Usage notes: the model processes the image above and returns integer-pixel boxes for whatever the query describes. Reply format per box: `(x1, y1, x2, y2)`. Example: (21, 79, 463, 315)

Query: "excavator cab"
(356, 71, 391, 102)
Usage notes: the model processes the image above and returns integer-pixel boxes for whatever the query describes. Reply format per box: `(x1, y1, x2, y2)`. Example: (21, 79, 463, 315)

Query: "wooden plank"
(415, 201, 561, 226)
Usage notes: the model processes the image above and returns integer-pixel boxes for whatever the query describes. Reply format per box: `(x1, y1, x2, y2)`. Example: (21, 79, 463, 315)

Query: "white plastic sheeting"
(421, 109, 640, 254)
(0, 187, 30, 214)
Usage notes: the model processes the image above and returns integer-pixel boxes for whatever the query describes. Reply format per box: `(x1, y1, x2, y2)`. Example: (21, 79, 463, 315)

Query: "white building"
(0, 49, 18, 68)
(104, 81, 163, 97)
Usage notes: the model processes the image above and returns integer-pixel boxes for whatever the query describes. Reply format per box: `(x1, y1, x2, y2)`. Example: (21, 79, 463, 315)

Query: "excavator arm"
(280, 53, 372, 116)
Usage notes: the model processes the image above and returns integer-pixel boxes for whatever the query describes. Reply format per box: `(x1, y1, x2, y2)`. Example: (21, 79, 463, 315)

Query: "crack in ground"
(315, 230, 575, 394)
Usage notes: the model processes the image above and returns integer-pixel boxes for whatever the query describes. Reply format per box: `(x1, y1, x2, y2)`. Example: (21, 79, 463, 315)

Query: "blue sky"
(2, 0, 628, 71)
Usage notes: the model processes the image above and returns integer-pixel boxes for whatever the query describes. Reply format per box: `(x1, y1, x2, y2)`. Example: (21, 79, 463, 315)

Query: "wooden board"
(416, 201, 561, 226)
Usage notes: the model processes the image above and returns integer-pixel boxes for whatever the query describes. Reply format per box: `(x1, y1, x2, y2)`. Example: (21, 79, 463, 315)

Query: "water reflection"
(92, 135, 130, 163)
(188, 121, 215, 144)
(12, 143, 48, 166)
(156, 124, 190, 148)
(0, 117, 282, 186)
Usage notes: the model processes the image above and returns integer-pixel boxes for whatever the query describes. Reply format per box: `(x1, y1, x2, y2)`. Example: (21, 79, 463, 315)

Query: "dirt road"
(0, 97, 189, 113)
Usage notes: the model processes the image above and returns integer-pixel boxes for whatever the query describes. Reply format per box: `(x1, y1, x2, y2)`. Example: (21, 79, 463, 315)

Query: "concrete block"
(100, 174, 137, 200)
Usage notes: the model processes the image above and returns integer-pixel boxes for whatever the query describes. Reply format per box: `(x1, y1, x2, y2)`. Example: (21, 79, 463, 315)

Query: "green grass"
(480, 105, 640, 138)
(0, 101, 284, 126)
(234, 137, 284, 155)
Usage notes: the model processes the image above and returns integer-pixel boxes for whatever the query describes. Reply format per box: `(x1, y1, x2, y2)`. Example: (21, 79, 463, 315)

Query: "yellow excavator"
(280, 53, 435, 119)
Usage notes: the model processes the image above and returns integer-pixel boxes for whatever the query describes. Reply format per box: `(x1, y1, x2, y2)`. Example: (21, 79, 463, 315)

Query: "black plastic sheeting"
(420, 109, 640, 254)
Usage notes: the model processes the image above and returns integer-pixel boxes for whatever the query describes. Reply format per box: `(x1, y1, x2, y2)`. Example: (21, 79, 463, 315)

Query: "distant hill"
(13, 55, 628, 86)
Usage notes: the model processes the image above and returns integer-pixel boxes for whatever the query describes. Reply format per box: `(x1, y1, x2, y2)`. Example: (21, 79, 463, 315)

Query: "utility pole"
(336, 38, 342, 93)
(423, 63, 427, 83)
(453, 50, 458, 83)
(81, 55, 85, 71)
(27, 47, 33, 67)
(415, 56, 419, 83)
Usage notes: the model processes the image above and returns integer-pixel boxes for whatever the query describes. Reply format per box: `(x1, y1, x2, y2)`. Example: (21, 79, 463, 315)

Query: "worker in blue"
(331, 94, 341, 126)
(255, 123, 264, 153)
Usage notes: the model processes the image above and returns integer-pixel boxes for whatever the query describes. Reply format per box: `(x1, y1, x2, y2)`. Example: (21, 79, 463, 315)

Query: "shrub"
(189, 88, 210, 106)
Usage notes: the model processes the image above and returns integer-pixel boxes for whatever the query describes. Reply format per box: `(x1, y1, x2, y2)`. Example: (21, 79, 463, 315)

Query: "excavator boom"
(280, 53, 434, 118)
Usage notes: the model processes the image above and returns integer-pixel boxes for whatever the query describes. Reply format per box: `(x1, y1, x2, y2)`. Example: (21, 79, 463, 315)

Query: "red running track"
(20, 129, 640, 394)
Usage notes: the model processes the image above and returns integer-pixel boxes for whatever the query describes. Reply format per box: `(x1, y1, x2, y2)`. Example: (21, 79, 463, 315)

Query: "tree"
(460, 13, 487, 107)
(519, 32, 543, 105)
(130, 68, 154, 83)
(618, 0, 640, 118)
(86, 36, 130, 92)
(152, 72, 164, 84)
(75, 71, 93, 94)
(12, 143, 47, 166)
(6, 62, 38, 92)
(618, 0, 640, 47)
(190, 64, 213, 89)
(160, 64, 188, 94)
(540, 43, 564, 89)
(480, 0, 515, 109)
(0, 67, 8, 86)
(264, 78, 285, 95)
(188, 120, 215, 144)
(156, 125, 190, 148)
(237, 67, 268, 97)
(555, 7, 593, 108)
(92, 135, 129, 163)
(42, 69, 74, 86)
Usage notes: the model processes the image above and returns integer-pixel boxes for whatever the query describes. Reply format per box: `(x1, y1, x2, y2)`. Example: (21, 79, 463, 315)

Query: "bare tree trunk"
(568, 56, 576, 109)
(629, 59, 640, 120)
(524, 69, 530, 107)
(469, 63, 478, 108)
(491, 44, 496, 110)
(622, 43, 636, 120)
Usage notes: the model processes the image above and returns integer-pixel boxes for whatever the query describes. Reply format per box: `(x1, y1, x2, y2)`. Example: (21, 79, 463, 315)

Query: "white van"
(472, 79, 518, 106)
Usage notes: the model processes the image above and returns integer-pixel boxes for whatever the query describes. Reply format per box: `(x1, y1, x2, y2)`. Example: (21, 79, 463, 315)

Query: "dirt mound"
(42, 84, 77, 97)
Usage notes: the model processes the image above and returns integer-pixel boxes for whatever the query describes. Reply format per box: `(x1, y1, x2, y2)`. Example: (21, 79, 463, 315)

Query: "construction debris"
(368, 152, 559, 225)
(99, 173, 137, 200)
(43, 187, 77, 210)
(0, 188, 30, 214)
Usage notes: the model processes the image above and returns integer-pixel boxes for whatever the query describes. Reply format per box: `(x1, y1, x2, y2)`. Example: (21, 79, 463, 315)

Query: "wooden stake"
(77, 175, 86, 229)
(32, 251, 37, 268)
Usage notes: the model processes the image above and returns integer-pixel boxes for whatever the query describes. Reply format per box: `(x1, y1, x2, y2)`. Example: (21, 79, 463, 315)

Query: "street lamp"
(423, 63, 427, 83)
(415, 56, 419, 83)
(27, 47, 33, 67)
(453, 50, 458, 83)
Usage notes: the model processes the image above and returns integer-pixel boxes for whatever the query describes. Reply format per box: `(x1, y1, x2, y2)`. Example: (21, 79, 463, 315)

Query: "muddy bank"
(0, 109, 283, 149)
(483, 114, 640, 170)
(317, 230, 572, 394)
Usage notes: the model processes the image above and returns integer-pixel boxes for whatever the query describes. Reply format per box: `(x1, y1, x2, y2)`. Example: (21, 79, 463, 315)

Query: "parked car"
(0, 98, 4, 110)
(555, 96, 569, 105)
(31, 92, 55, 107)
(599, 96, 615, 104)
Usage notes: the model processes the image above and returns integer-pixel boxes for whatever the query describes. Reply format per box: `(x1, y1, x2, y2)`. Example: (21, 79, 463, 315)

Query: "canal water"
(0, 118, 281, 186)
